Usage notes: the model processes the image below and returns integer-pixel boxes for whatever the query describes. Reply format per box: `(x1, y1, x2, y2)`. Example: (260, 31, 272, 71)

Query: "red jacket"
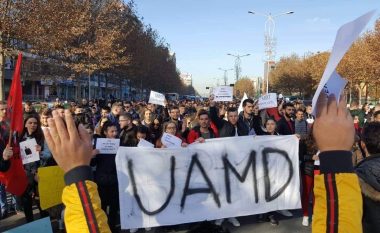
(187, 126, 218, 144)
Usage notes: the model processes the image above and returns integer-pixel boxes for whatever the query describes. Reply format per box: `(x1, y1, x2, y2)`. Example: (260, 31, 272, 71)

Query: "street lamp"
(227, 53, 250, 82)
(218, 68, 233, 85)
(248, 10, 294, 93)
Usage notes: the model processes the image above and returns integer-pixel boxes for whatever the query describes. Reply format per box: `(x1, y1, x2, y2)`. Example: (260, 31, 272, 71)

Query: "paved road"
(1, 209, 311, 233)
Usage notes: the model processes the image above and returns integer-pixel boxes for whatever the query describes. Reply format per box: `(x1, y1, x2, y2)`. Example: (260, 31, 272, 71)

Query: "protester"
(149, 115, 163, 145)
(355, 122, 380, 233)
(93, 121, 120, 232)
(187, 109, 218, 143)
(156, 121, 188, 148)
(277, 102, 295, 135)
(23, 101, 38, 120)
(119, 113, 138, 147)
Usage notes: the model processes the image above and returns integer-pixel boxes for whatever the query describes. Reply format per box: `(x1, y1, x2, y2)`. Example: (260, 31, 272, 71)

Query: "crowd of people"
(0, 93, 380, 233)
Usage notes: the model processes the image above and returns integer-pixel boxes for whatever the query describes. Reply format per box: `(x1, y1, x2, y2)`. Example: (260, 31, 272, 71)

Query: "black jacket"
(119, 124, 138, 147)
(277, 117, 295, 135)
(355, 154, 380, 233)
(210, 106, 248, 137)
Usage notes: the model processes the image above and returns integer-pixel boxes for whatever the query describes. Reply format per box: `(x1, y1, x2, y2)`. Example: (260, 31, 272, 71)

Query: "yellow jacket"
(313, 151, 363, 233)
(62, 166, 111, 233)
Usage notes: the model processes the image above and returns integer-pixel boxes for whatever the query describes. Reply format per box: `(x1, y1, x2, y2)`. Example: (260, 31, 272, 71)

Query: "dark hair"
(137, 125, 149, 134)
(296, 109, 305, 114)
(197, 109, 209, 118)
(101, 106, 111, 112)
(170, 106, 179, 112)
(374, 110, 380, 119)
(25, 101, 32, 106)
(242, 98, 254, 107)
(283, 102, 295, 109)
(101, 121, 117, 137)
(227, 107, 237, 113)
(362, 122, 380, 154)
(21, 115, 44, 146)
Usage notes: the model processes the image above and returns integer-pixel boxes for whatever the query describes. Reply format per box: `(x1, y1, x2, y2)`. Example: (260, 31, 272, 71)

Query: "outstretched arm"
(44, 109, 111, 233)
(312, 93, 362, 233)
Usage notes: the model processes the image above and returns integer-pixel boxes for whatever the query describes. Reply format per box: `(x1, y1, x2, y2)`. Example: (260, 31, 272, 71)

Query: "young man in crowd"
(23, 101, 38, 119)
(187, 110, 218, 143)
(277, 102, 296, 135)
(119, 113, 138, 147)
(108, 102, 123, 131)
(355, 122, 380, 233)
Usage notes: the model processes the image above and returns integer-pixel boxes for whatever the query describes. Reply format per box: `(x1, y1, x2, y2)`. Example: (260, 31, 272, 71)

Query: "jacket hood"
(356, 154, 380, 201)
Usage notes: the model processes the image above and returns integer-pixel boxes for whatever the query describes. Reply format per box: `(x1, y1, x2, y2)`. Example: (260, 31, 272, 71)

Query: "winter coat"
(355, 154, 380, 233)
(210, 106, 248, 137)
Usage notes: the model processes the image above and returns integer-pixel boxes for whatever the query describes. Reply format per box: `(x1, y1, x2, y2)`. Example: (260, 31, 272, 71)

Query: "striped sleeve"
(62, 166, 111, 233)
(312, 151, 362, 233)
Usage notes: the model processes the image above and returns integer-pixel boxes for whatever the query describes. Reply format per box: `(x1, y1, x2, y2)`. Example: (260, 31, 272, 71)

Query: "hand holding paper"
(311, 10, 376, 115)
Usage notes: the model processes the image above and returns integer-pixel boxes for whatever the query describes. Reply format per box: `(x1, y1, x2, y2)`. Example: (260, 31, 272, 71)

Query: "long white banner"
(116, 135, 300, 229)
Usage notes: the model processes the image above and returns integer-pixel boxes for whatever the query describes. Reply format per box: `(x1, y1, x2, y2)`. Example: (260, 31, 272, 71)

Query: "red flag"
(7, 53, 24, 134)
(0, 53, 28, 196)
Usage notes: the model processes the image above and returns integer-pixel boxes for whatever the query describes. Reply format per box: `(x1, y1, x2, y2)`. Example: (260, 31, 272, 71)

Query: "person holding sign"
(19, 115, 47, 221)
(156, 122, 187, 148)
(92, 121, 120, 232)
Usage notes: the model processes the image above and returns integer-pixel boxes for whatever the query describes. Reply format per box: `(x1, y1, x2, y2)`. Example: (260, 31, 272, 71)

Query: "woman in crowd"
(93, 121, 120, 232)
(19, 115, 47, 222)
(141, 108, 153, 128)
(156, 121, 188, 148)
(149, 115, 163, 145)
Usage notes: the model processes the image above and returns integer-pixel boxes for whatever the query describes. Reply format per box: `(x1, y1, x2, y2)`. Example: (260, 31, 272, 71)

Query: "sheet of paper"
(161, 132, 182, 148)
(322, 71, 348, 102)
(213, 86, 233, 102)
(148, 90, 166, 106)
(96, 138, 120, 154)
(19, 138, 40, 165)
(137, 138, 155, 148)
(238, 92, 248, 113)
(38, 166, 65, 210)
(4, 217, 53, 233)
(312, 10, 375, 115)
(258, 93, 278, 110)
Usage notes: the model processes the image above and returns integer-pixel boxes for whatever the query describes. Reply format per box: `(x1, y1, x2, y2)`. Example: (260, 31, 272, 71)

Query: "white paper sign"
(238, 92, 248, 114)
(137, 139, 154, 148)
(161, 132, 182, 148)
(213, 86, 233, 102)
(95, 138, 120, 154)
(312, 10, 375, 115)
(148, 91, 166, 106)
(322, 71, 348, 101)
(116, 135, 300, 229)
(258, 93, 277, 110)
(20, 138, 40, 165)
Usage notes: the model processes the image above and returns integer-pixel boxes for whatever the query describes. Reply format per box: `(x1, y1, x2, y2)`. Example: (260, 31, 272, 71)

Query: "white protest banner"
(96, 138, 120, 154)
(311, 10, 375, 115)
(161, 132, 182, 148)
(213, 86, 233, 102)
(258, 93, 277, 110)
(20, 138, 40, 165)
(137, 139, 155, 148)
(238, 92, 248, 114)
(148, 91, 166, 106)
(116, 135, 300, 229)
